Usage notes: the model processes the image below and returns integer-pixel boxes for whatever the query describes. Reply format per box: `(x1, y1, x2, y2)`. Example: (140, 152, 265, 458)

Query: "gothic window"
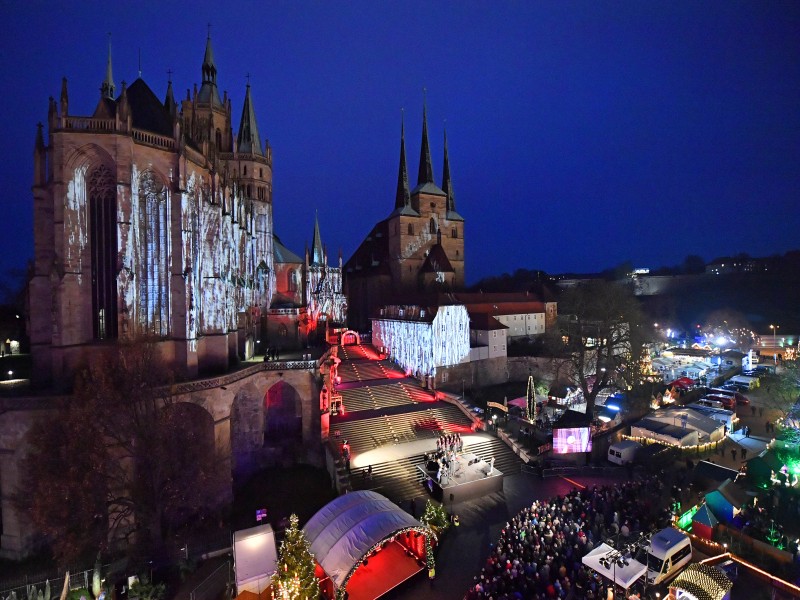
(407, 223, 414, 235)
(243, 165, 247, 176)
(89, 164, 118, 340)
(138, 172, 169, 337)
(260, 168, 263, 178)
(287, 269, 298, 293)
(451, 228, 458, 238)
(429, 218, 436, 234)
(215, 129, 222, 149)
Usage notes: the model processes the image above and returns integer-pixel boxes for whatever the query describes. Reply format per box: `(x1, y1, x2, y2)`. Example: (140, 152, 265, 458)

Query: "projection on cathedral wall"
(372, 304, 470, 377)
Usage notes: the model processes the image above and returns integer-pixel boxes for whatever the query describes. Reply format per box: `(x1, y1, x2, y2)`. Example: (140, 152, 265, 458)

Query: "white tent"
(303, 490, 432, 590)
(233, 523, 278, 594)
(581, 543, 647, 591)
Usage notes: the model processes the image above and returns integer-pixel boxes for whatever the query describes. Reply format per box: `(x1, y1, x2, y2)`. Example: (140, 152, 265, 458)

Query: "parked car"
(705, 394, 735, 409)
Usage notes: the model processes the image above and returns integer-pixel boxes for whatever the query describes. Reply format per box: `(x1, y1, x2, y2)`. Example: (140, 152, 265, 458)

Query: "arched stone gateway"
(264, 380, 302, 443)
(340, 330, 361, 346)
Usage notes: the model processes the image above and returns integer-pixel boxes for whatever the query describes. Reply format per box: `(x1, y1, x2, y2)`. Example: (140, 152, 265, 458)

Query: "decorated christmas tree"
(526, 375, 537, 422)
(273, 514, 318, 600)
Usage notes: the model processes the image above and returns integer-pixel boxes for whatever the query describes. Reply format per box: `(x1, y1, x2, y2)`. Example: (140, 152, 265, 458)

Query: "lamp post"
(770, 324, 780, 363)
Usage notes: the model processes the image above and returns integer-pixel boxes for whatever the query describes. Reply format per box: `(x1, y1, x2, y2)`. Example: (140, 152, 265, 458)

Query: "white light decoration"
(373, 304, 470, 376)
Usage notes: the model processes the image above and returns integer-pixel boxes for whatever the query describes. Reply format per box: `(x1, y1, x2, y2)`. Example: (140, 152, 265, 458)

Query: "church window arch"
(451, 228, 458, 239)
(287, 269, 298, 293)
(138, 171, 169, 337)
(407, 223, 414, 235)
(429, 218, 436, 234)
(243, 165, 247, 177)
(215, 128, 222, 149)
(89, 164, 118, 340)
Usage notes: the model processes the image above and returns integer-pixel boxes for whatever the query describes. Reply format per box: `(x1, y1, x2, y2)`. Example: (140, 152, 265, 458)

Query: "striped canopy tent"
(670, 563, 732, 600)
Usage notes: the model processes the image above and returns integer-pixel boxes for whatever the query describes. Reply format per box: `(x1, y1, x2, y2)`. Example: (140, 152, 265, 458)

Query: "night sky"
(3, 1, 799, 287)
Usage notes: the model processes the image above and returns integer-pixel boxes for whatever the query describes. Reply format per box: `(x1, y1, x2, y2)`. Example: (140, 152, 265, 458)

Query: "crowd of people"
(465, 474, 674, 599)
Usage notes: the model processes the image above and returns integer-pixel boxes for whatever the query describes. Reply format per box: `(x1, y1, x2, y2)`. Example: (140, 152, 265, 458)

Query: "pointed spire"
(417, 92, 434, 185)
(202, 29, 217, 85)
(60, 77, 69, 117)
(237, 81, 263, 156)
(165, 70, 177, 123)
(311, 211, 324, 265)
(394, 110, 411, 210)
(198, 30, 222, 107)
(101, 35, 115, 100)
(442, 127, 456, 213)
(35, 122, 45, 151)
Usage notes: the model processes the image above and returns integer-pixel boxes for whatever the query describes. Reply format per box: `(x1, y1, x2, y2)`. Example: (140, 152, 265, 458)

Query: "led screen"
(553, 427, 592, 454)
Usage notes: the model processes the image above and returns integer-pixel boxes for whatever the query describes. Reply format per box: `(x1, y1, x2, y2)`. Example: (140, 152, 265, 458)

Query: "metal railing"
(189, 561, 231, 600)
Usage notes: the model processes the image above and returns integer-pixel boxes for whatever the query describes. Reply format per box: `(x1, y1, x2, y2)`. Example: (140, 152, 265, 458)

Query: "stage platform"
(343, 539, 424, 600)
(420, 452, 504, 504)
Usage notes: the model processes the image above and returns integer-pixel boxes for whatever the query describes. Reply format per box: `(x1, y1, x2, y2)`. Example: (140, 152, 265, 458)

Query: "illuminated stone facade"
(372, 303, 471, 377)
(30, 38, 280, 387)
(345, 110, 465, 331)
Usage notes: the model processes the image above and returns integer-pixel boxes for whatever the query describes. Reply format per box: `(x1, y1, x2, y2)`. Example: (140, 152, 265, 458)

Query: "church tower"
(344, 101, 466, 330)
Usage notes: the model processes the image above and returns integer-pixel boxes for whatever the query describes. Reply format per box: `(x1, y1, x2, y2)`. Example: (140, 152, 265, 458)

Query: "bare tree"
(554, 281, 652, 416)
(18, 340, 228, 566)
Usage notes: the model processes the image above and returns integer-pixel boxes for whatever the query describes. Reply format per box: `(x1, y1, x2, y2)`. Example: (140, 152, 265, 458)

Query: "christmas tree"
(273, 514, 318, 600)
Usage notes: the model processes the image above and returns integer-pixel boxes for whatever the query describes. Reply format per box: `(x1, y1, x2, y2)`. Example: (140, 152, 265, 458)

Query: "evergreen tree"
(274, 514, 318, 600)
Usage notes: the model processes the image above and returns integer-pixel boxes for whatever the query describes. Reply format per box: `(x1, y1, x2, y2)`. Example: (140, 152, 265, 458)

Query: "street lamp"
(770, 324, 780, 363)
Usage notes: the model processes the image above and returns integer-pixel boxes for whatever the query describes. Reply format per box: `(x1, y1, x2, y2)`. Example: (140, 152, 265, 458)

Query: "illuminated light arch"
(264, 380, 302, 443)
(340, 330, 361, 346)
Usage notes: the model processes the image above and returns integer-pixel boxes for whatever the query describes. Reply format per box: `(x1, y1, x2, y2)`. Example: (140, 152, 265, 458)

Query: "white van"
(646, 527, 692, 584)
(607, 440, 642, 465)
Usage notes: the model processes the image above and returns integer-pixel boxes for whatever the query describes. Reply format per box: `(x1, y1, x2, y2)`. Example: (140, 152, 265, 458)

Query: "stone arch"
(230, 383, 264, 480)
(341, 330, 361, 345)
(264, 380, 302, 443)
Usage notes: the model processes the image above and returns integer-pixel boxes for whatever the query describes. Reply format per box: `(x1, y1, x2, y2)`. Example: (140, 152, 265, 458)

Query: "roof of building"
(343, 219, 392, 276)
(124, 78, 173, 137)
(236, 84, 262, 155)
(469, 312, 507, 331)
(420, 244, 454, 273)
(649, 407, 724, 435)
(554, 409, 592, 428)
(633, 418, 695, 441)
(692, 460, 740, 486)
(709, 478, 749, 509)
(273, 234, 303, 264)
(303, 490, 429, 590)
(410, 181, 447, 196)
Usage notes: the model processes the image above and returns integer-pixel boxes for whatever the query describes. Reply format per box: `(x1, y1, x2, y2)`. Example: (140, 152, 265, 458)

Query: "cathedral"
(29, 36, 345, 388)
(344, 107, 465, 331)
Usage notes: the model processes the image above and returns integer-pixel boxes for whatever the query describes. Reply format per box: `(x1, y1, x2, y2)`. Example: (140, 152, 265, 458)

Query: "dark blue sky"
(3, 1, 798, 287)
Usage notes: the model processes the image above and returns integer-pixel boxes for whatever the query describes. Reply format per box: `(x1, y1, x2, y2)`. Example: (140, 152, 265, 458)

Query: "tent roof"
(581, 543, 647, 590)
(671, 563, 732, 600)
(693, 503, 720, 527)
(303, 490, 428, 589)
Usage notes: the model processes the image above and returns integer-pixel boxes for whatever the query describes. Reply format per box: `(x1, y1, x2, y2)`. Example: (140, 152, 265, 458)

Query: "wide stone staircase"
(337, 381, 438, 414)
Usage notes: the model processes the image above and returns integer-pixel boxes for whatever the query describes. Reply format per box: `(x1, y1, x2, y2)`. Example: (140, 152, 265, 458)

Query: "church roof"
(273, 234, 303, 264)
(237, 84, 263, 155)
(125, 78, 173, 136)
(420, 244, 454, 273)
(343, 220, 392, 276)
(411, 181, 446, 196)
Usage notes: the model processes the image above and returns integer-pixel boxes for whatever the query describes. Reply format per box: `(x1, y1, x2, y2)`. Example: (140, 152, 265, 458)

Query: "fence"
(189, 562, 231, 600)
(0, 563, 118, 600)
